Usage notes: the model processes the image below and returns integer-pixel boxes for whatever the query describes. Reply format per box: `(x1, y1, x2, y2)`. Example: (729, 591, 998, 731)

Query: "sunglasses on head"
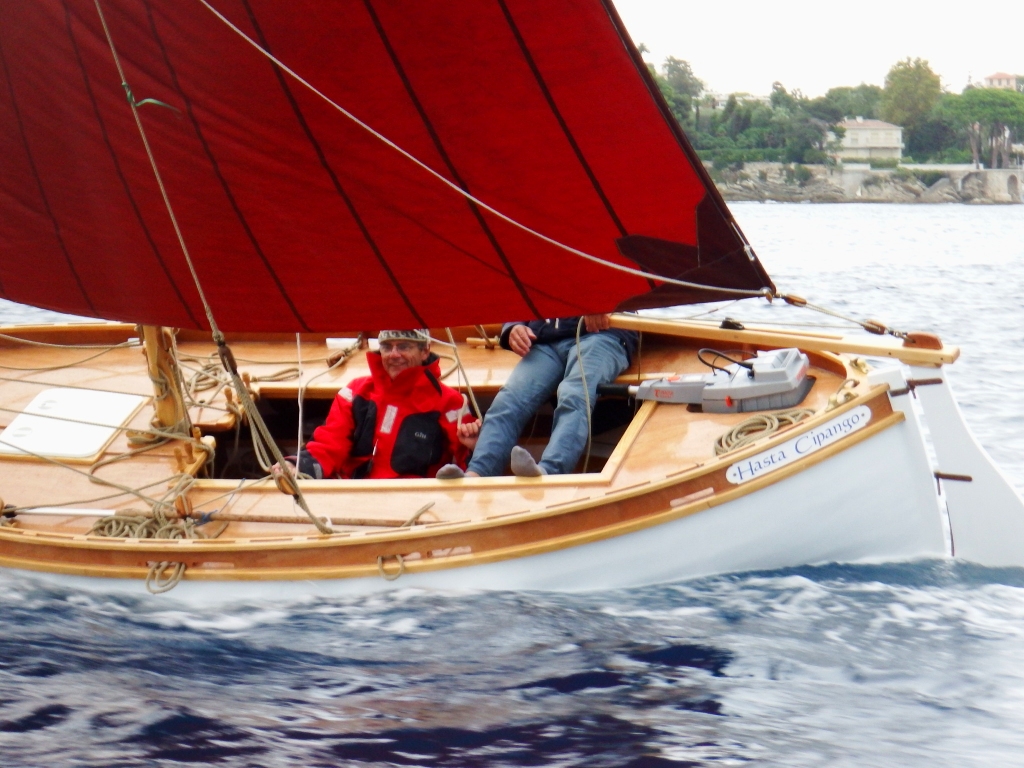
(379, 341, 421, 354)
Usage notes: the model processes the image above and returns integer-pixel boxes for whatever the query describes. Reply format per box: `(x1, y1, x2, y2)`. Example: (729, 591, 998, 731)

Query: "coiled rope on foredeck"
(714, 409, 815, 456)
(89, 504, 205, 541)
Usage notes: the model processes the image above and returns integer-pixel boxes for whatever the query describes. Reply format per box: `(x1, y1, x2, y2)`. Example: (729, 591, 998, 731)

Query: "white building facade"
(839, 117, 902, 161)
(983, 72, 1021, 91)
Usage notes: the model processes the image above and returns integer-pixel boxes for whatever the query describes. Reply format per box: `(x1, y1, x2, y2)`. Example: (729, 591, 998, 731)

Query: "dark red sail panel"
(0, 0, 773, 331)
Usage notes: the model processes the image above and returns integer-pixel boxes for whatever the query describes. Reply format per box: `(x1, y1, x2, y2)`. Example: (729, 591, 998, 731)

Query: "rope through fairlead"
(778, 294, 906, 339)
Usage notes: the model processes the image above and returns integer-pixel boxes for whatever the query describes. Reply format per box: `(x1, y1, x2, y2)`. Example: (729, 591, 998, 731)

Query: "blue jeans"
(468, 333, 630, 476)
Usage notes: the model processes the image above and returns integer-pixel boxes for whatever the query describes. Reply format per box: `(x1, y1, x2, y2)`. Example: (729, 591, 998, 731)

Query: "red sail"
(0, 0, 773, 332)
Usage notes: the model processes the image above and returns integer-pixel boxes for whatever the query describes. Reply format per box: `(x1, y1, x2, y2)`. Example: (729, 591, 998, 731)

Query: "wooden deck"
(0, 320, 911, 581)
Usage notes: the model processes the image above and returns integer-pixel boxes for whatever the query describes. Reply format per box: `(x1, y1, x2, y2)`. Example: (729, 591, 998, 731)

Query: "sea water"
(1, 203, 1023, 767)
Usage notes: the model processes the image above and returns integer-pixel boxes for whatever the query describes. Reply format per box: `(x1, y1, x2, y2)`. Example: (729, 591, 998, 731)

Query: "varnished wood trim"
(610, 314, 959, 366)
(0, 323, 138, 347)
(193, 399, 658, 492)
(0, 387, 899, 559)
(0, 410, 907, 584)
(0, 554, 149, 579)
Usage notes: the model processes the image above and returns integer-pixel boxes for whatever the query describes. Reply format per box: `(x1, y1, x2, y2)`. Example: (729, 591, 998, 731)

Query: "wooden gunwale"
(0, 323, 138, 347)
(0, 319, 918, 584)
(0, 407, 904, 581)
(0, 385, 902, 580)
(1, 384, 887, 549)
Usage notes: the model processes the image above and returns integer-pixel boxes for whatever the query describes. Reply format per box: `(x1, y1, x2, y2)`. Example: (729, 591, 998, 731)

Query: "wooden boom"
(609, 314, 959, 366)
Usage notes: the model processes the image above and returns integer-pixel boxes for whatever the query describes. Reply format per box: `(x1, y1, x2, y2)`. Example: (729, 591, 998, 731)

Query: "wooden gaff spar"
(1, 0, 1023, 597)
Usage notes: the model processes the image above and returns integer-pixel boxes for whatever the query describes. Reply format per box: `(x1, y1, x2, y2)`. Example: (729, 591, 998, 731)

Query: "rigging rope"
(0, 332, 140, 350)
(0, 345, 125, 372)
(778, 295, 906, 339)
(94, 0, 329, 534)
(193, 0, 768, 299)
(190, 0, 930, 342)
(444, 328, 481, 420)
(146, 561, 187, 594)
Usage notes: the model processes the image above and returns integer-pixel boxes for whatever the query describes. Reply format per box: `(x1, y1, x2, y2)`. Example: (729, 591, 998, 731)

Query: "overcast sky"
(614, 0, 1023, 98)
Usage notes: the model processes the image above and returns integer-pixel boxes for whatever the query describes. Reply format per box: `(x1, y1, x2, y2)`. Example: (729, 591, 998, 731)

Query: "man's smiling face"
(380, 340, 429, 379)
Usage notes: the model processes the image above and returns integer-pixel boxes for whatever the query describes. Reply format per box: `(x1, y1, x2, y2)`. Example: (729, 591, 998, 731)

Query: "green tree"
(804, 95, 843, 124)
(769, 81, 799, 111)
(940, 87, 1024, 167)
(905, 110, 958, 161)
(650, 56, 704, 128)
(821, 84, 883, 119)
(880, 58, 942, 145)
(663, 56, 704, 100)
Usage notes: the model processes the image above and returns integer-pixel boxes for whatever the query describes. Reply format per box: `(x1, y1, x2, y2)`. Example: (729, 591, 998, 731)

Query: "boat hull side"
(1, 418, 947, 602)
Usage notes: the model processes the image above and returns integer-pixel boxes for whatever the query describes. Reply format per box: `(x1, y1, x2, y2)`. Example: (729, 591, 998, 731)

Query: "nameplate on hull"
(726, 405, 873, 484)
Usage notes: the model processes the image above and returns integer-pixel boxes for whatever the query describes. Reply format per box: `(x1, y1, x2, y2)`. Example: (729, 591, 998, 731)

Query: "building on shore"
(983, 73, 1022, 91)
(836, 117, 902, 161)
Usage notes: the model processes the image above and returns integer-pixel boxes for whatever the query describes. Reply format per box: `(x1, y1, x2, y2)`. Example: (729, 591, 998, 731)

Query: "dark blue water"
(2, 204, 1024, 766)
(3, 562, 1024, 766)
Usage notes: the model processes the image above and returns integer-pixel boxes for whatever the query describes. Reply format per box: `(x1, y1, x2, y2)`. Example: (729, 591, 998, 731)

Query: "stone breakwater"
(713, 162, 1022, 204)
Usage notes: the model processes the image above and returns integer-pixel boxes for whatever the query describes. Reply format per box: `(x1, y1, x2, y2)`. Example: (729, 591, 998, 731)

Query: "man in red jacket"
(272, 330, 479, 481)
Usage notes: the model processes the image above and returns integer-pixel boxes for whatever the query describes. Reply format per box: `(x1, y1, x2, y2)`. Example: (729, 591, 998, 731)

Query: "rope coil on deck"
(87, 508, 208, 541)
(87, 495, 208, 593)
(714, 409, 815, 456)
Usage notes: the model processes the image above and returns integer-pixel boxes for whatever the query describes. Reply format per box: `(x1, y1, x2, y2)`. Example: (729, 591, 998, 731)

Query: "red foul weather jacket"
(298, 352, 471, 479)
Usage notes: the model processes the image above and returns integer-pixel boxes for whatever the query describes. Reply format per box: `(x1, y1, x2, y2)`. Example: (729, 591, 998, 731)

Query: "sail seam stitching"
(361, 0, 542, 319)
(494, 0, 628, 239)
(62, 0, 201, 327)
(192, 0, 769, 299)
(141, 0, 311, 331)
(0, 29, 97, 313)
(595, 0, 775, 294)
(240, 0, 426, 327)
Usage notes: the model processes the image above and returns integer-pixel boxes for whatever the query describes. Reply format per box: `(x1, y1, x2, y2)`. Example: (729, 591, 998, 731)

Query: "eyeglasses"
(379, 342, 421, 354)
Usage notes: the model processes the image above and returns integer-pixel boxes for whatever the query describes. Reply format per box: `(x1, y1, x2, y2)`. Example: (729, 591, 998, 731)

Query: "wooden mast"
(141, 326, 190, 431)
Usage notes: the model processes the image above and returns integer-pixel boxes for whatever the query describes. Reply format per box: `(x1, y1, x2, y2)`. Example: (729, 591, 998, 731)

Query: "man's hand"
(271, 460, 298, 494)
(583, 314, 611, 333)
(508, 324, 537, 357)
(457, 418, 482, 450)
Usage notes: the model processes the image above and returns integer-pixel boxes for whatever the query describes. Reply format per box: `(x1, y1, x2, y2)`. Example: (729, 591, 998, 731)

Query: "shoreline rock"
(711, 162, 1022, 204)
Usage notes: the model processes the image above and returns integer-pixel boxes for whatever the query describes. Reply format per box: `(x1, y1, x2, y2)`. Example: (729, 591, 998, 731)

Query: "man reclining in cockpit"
(437, 314, 637, 478)
(272, 330, 480, 481)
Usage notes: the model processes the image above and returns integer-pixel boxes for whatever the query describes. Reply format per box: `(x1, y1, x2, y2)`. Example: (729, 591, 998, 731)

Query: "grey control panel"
(629, 348, 812, 414)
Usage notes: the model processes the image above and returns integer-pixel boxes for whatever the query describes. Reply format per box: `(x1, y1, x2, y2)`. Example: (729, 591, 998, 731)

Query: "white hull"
(15, 415, 949, 604)
(5, 322, 1024, 604)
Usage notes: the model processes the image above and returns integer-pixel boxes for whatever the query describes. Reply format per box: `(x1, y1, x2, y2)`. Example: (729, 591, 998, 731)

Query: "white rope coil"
(714, 409, 815, 456)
